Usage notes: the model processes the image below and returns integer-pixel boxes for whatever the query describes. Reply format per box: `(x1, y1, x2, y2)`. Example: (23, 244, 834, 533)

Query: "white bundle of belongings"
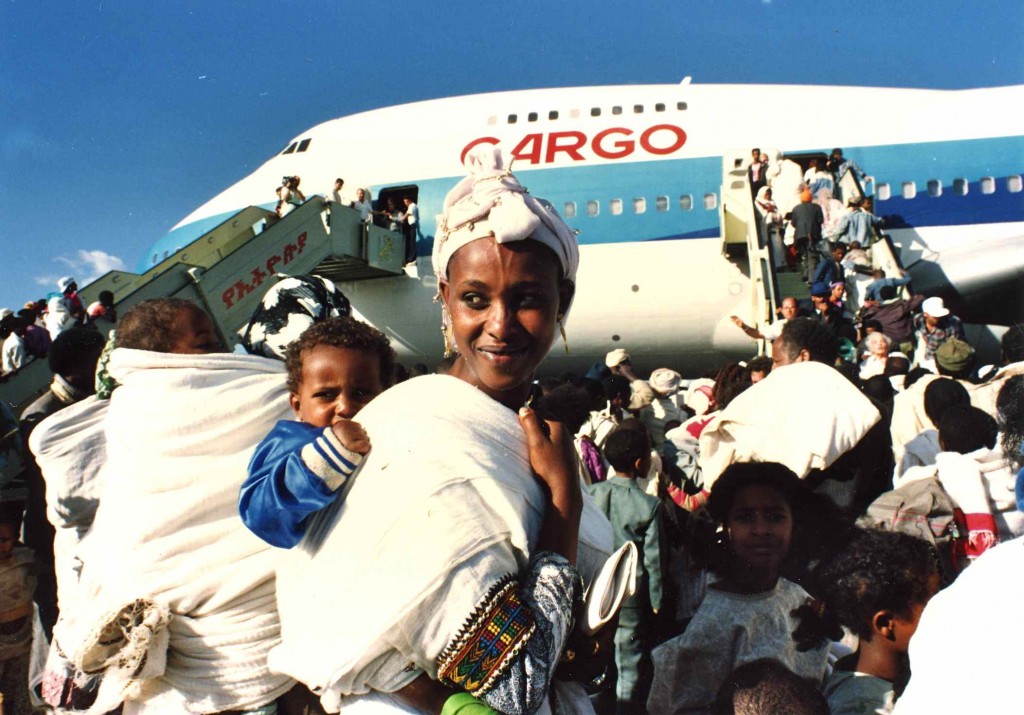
(698, 361, 881, 488)
(44, 349, 294, 714)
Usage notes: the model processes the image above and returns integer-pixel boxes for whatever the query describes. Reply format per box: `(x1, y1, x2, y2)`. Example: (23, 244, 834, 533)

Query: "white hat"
(921, 296, 949, 318)
(649, 368, 682, 396)
(57, 276, 77, 293)
(605, 348, 630, 368)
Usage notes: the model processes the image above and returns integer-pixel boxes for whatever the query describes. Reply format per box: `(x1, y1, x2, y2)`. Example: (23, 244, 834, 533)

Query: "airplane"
(116, 82, 1024, 374)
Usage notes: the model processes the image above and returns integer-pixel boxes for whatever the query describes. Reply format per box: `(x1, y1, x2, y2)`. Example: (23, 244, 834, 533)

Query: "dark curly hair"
(117, 298, 207, 352)
(795, 528, 937, 649)
(284, 316, 395, 393)
(775, 318, 839, 365)
(998, 375, 1024, 471)
(712, 362, 752, 411)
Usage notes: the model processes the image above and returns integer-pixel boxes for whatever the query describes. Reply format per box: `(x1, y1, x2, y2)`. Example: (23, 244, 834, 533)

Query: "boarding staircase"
(719, 150, 903, 355)
(721, 151, 781, 355)
(0, 199, 406, 485)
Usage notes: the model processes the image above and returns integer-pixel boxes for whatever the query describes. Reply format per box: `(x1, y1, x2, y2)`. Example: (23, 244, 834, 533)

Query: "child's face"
(892, 569, 941, 651)
(726, 485, 793, 576)
(0, 524, 16, 561)
(170, 307, 223, 354)
(289, 345, 384, 428)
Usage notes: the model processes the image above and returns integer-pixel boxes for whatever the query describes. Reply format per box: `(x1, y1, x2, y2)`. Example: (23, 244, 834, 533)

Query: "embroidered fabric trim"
(437, 575, 537, 695)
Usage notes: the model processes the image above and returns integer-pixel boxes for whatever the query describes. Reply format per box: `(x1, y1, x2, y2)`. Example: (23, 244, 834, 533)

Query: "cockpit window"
(282, 142, 298, 155)
(297, 138, 312, 152)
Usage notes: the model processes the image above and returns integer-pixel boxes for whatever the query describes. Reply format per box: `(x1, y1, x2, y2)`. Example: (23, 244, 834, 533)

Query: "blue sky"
(1, 0, 1021, 310)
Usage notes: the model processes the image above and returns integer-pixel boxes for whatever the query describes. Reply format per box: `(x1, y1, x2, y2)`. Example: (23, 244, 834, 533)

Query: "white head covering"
(649, 368, 682, 396)
(605, 349, 630, 368)
(922, 297, 950, 318)
(433, 146, 579, 291)
(57, 276, 77, 293)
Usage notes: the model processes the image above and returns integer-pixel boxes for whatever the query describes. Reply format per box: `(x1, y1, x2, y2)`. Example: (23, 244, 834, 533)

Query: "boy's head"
(49, 328, 107, 391)
(285, 317, 395, 427)
(938, 405, 998, 454)
(118, 298, 223, 354)
(713, 659, 829, 715)
(604, 420, 651, 477)
(923, 378, 970, 428)
(816, 528, 939, 651)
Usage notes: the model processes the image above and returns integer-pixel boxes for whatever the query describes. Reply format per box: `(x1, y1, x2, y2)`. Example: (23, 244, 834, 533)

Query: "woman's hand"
(519, 406, 582, 564)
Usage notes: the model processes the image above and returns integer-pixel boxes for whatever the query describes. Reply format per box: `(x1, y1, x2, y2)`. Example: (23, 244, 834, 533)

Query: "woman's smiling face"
(441, 237, 573, 409)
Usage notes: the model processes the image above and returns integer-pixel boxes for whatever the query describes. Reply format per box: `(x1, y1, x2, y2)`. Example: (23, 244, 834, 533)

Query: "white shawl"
(271, 374, 613, 713)
(698, 361, 881, 488)
(53, 349, 294, 713)
(28, 395, 109, 611)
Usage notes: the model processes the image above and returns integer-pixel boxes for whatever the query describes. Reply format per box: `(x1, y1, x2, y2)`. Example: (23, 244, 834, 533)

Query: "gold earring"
(559, 318, 569, 354)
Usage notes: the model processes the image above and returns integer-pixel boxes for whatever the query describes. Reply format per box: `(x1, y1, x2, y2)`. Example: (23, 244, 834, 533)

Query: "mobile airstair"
(0, 198, 407, 485)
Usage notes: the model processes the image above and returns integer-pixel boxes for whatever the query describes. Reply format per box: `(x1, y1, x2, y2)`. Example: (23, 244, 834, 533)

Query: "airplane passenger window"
(655, 103, 666, 112)
(980, 177, 995, 194)
(612, 106, 623, 115)
(152, 254, 158, 264)
(528, 112, 538, 122)
(564, 202, 577, 218)
(927, 180, 942, 197)
(633, 198, 647, 214)
(677, 101, 688, 110)
(634, 105, 644, 113)
(1008, 175, 1023, 193)
(570, 109, 580, 118)
(953, 178, 968, 195)
(610, 198, 623, 215)
(297, 139, 311, 152)
(587, 200, 600, 217)
(549, 110, 559, 120)
(282, 142, 298, 155)
(656, 195, 669, 211)
(679, 195, 693, 211)
(591, 107, 601, 117)
(487, 116, 498, 125)
(876, 183, 891, 201)
(508, 114, 518, 124)
(901, 182, 916, 200)
(703, 193, 717, 210)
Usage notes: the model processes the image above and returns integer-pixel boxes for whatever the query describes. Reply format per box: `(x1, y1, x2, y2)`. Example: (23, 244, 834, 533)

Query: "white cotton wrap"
(53, 349, 294, 714)
(433, 146, 579, 292)
(270, 374, 613, 713)
(29, 395, 109, 611)
(698, 361, 881, 488)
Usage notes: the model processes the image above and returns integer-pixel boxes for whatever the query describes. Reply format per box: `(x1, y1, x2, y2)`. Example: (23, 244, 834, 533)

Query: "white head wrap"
(605, 349, 630, 368)
(649, 368, 682, 396)
(433, 146, 579, 292)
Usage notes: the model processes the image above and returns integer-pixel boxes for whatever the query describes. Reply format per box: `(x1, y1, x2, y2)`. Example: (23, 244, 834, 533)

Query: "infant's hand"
(331, 419, 371, 455)
(518, 406, 578, 499)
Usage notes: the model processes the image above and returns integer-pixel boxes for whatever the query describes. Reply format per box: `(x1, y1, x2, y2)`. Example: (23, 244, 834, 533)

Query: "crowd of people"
(0, 146, 1019, 715)
(277, 176, 421, 264)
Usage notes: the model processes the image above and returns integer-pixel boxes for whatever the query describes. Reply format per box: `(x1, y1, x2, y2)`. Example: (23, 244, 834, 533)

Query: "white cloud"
(34, 249, 126, 291)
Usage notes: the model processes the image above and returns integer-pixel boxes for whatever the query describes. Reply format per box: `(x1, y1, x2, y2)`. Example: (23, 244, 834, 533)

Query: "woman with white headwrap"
(270, 147, 614, 714)
(815, 187, 845, 240)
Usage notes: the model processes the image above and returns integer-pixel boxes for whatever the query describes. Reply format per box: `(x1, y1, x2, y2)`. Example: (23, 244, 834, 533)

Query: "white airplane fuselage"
(144, 83, 1024, 373)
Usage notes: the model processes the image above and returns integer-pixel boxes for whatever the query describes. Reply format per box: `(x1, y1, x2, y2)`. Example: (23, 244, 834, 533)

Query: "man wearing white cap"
(606, 348, 639, 381)
(913, 297, 964, 371)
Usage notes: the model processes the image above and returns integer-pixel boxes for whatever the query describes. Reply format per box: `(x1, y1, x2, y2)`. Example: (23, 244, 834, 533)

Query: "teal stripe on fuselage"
(140, 135, 1023, 270)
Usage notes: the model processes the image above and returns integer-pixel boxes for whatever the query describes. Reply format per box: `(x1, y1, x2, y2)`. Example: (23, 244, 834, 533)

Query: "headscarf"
(240, 275, 351, 359)
(57, 276, 76, 293)
(605, 349, 630, 368)
(433, 146, 579, 295)
(649, 368, 682, 396)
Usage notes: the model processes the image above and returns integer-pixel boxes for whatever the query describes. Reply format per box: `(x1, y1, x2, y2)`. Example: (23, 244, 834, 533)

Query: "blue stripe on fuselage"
(140, 135, 1023, 269)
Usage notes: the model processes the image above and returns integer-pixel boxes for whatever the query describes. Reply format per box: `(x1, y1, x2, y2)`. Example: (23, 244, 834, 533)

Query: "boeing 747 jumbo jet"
(136, 82, 1021, 373)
